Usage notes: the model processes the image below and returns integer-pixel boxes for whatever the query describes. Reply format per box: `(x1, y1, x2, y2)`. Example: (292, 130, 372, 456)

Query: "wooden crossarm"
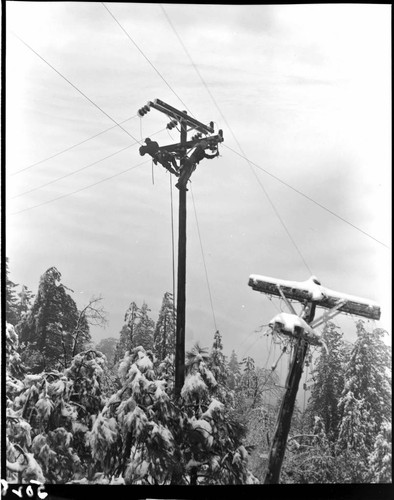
(249, 274, 381, 320)
(149, 99, 214, 134)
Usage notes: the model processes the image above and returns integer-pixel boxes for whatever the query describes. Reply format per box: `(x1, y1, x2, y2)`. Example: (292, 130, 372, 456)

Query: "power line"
(101, 2, 193, 117)
(9, 127, 167, 201)
(160, 7, 314, 275)
(224, 145, 390, 250)
(10, 143, 137, 200)
(190, 186, 218, 332)
(241, 334, 262, 360)
(12, 32, 142, 145)
(161, 6, 389, 253)
(9, 159, 150, 216)
(10, 114, 139, 176)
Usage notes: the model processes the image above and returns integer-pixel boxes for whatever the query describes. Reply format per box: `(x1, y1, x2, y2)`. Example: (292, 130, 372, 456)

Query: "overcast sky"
(6, 3, 391, 375)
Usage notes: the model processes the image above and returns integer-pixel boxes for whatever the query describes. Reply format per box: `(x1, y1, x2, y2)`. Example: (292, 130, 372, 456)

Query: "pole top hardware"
(148, 98, 215, 135)
(159, 133, 224, 155)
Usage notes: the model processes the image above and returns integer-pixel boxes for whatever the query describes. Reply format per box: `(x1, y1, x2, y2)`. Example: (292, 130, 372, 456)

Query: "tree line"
(4, 260, 392, 484)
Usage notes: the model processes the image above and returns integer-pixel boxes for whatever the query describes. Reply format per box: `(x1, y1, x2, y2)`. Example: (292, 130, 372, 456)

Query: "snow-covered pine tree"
(133, 302, 155, 352)
(336, 321, 392, 481)
(6, 326, 114, 484)
(305, 322, 347, 440)
(5, 257, 20, 326)
(16, 285, 35, 322)
(86, 342, 258, 485)
(209, 331, 226, 385)
(181, 342, 258, 484)
(227, 349, 241, 390)
(114, 302, 139, 364)
(17, 267, 91, 372)
(208, 331, 234, 409)
(239, 356, 260, 405)
(368, 422, 392, 483)
(153, 292, 176, 362)
(95, 337, 118, 367)
(86, 345, 178, 484)
(338, 321, 391, 450)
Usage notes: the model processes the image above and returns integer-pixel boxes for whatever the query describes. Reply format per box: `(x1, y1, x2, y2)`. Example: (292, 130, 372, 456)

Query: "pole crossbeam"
(248, 274, 381, 320)
(149, 98, 214, 134)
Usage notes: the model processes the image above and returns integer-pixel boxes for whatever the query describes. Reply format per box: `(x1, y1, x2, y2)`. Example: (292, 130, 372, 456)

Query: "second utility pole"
(175, 118, 187, 398)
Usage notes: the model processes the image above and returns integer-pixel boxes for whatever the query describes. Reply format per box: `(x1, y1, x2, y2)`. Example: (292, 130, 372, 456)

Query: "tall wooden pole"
(175, 119, 188, 397)
(264, 304, 316, 484)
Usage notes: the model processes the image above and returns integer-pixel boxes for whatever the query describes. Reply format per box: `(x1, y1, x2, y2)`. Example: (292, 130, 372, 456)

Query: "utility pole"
(248, 273, 381, 484)
(264, 304, 315, 484)
(138, 99, 223, 397)
(175, 118, 187, 396)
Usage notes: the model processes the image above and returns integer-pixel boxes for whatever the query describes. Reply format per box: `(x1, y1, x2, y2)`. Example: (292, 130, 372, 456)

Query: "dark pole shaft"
(264, 304, 315, 484)
(175, 120, 187, 397)
(264, 336, 308, 483)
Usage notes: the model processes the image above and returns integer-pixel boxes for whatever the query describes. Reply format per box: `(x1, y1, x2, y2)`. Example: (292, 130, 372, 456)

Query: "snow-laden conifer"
(368, 422, 392, 483)
(338, 321, 391, 454)
(153, 292, 176, 362)
(305, 322, 347, 440)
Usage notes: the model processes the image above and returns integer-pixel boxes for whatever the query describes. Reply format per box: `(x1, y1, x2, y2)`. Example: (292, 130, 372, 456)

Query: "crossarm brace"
(310, 299, 347, 328)
(276, 285, 297, 315)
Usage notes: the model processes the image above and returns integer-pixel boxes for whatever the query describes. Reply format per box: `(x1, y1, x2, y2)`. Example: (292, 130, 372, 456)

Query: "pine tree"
(17, 267, 91, 372)
(239, 356, 259, 403)
(209, 331, 226, 385)
(153, 292, 176, 362)
(16, 285, 35, 321)
(305, 322, 347, 440)
(368, 422, 392, 483)
(6, 341, 114, 483)
(114, 302, 140, 364)
(338, 321, 391, 453)
(95, 337, 118, 367)
(227, 349, 241, 390)
(133, 302, 155, 352)
(5, 257, 20, 326)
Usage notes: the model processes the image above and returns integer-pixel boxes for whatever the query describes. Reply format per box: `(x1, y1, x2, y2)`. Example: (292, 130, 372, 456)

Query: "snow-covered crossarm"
(248, 274, 381, 320)
(269, 312, 323, 346)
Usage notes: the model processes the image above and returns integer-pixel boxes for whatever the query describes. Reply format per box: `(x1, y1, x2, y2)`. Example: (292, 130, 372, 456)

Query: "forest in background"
(4, 260, 392, 484)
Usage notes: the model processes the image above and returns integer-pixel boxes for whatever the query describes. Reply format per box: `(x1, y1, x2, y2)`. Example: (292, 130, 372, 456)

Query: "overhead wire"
(10, 143, 137, 200)
(9, 127, 167, 201)
(224, 145, 389, 250)
(190, 186, 218, 332)
(241, 334, 262, 360)
(12, 32, 142, 145)
(9, 114, 139, 177)
(101, 2, 193, 117)
(159, 5, 314, 275)
(9, 159, 150, 216)
(160, 4, 389, 252)
(99, 1, 221, 331)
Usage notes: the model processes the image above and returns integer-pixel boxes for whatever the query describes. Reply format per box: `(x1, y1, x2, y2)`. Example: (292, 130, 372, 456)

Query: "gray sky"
(6, 3, 391, 372)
